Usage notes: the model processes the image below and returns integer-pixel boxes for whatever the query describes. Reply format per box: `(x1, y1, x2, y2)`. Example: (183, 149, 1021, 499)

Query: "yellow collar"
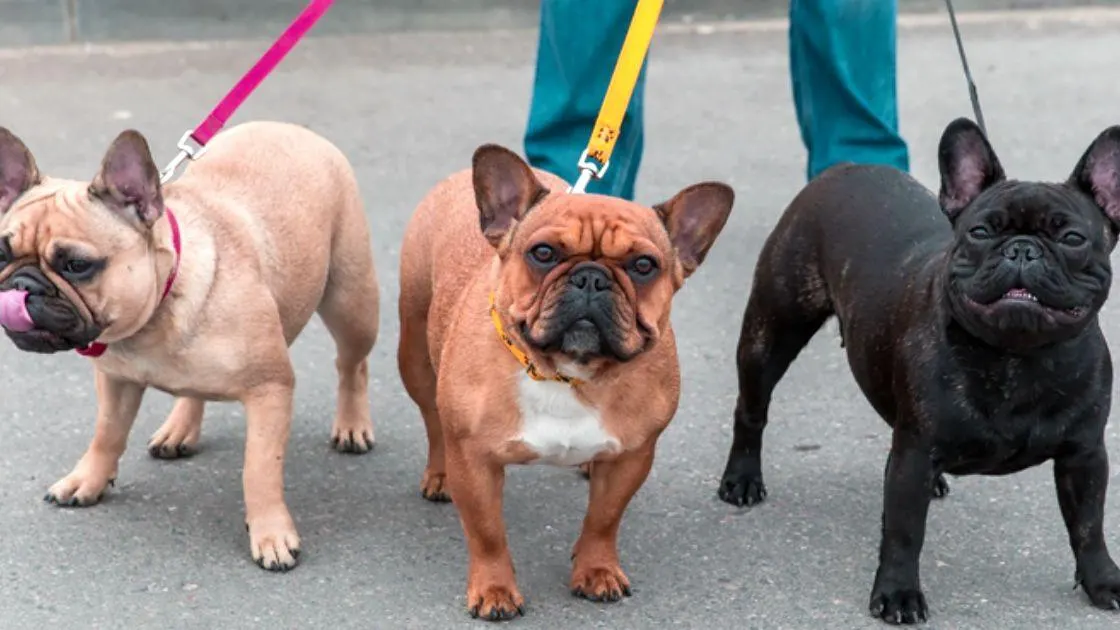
(489, 292, 582, 386)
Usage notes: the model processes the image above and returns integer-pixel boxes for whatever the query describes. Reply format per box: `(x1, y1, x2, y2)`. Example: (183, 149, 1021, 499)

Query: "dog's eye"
(61, 258, 98, 280)
(1061, 232, 1087, 247)
(968, 226, 992, 240)
(629, 256, 659, 279)
(528, 244, 557, 266)
(65, 259, 92, 274)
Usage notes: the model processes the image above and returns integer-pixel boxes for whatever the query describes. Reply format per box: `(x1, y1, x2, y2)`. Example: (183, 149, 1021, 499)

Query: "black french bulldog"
(717, 117, 1120, 623)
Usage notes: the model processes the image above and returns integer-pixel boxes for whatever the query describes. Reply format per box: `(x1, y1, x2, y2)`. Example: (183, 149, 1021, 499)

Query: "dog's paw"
(148, 441, 197, 459)
(246, 512, 301, 572)
(147, 426, 198, 459)
(44, 466, 115, 507)
(420, 469, 451, 503)
(330, 419, 375, 454)
(1085, 582, 1120, 611)
(467, 583, 525, 621)
(930, 474, 950, 499)
(148, 400, 202, 460)
(1080, 565, 1120, 610)
(570, 564, 632, 603)
(718, 472, 767, 507)
(869, 586, 928, 625)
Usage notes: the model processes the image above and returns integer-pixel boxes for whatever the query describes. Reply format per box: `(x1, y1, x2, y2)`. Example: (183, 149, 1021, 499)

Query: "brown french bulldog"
(0, 121, 380, 572)
(397, 144, 733, 620)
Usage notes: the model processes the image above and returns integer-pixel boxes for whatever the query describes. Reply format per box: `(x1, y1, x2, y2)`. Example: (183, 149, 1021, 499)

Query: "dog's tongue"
(0, 290, 34, 332)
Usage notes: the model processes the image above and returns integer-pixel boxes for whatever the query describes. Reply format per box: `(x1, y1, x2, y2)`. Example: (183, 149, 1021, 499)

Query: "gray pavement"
(3, 7, 1120, 630)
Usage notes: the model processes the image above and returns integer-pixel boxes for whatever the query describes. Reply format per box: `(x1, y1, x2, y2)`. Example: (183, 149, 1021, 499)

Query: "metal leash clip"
(159, 130, 209, 184)
(569, 149, 611, 194)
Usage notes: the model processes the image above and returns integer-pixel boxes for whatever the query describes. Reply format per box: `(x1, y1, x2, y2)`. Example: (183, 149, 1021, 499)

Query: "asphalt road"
(3, 8, 1120, 630)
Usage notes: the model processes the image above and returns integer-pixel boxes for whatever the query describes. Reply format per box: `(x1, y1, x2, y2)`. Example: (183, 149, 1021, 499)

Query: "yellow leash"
(569, 0, 664, 194)
(492, 1, 662, 382)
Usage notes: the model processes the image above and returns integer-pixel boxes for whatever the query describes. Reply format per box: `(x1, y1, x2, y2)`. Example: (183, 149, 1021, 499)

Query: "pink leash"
(159, 0, 336, 183)
(76, 0, 334, 357)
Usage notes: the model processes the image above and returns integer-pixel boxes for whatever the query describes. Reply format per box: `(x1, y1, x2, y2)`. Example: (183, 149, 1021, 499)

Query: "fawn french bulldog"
(0, 121, 379, 572)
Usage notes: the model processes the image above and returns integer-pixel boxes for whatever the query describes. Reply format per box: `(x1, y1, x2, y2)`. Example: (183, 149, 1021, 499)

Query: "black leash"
(944, 0, 988, 136)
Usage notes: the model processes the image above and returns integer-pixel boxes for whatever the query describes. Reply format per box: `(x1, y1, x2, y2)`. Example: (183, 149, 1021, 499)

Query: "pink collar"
(76, 208, 182, 358)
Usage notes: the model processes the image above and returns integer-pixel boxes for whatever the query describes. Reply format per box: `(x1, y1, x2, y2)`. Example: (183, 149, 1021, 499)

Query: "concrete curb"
(1, 0, 1118, 48)
(3, 4, 1120, 60)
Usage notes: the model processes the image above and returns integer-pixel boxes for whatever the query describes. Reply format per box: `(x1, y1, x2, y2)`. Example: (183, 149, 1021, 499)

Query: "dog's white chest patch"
(516, 374, 619, 466)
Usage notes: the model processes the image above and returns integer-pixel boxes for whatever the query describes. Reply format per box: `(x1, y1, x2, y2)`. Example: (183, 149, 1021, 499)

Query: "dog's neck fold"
(76, 208, 182, 358)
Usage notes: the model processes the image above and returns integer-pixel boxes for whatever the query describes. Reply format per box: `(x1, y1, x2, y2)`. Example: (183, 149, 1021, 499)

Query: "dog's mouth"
(1001, 287, 1039, 303)
(5, 328, 79, 353)
(0, 287, 101, 354)
(559, 319, 603, 361)
(523, 317, 647, 365)
(965, 286, 1091, 322)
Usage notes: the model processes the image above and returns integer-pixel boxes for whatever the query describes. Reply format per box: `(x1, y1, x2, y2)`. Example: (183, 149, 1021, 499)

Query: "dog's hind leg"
(148, 397, 205, 459)
(318, 207, 380, 455)
(397, 305, 448, 503)
(718, 257, 832, 507)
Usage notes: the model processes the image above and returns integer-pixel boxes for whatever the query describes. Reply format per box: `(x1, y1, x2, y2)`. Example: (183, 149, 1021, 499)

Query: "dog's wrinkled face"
(471, 144, 733, 372)
(507, 199, 673, 365)
(0, 127, 171, 353)
(938, 118, 1120, 352)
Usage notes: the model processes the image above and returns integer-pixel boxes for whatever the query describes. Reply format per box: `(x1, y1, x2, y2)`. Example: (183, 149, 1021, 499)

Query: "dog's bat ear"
(89, 130, 164, 229)
(937, 117, 1006, 221)
(653, 182, 734, 280)
(472, 144, 548, 248)
(0, 127, 41, 214)
(1069, 125, 1120, 230)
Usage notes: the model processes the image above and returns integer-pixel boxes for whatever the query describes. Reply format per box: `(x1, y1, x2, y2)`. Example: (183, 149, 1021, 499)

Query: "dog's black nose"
(569, 265, 612, 294)
(1002, 237, 1043, 262)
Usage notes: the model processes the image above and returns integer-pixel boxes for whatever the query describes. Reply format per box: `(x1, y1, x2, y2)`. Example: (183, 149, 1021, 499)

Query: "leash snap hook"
(159, 129, 209, 184)
(569, 149, 611, 194)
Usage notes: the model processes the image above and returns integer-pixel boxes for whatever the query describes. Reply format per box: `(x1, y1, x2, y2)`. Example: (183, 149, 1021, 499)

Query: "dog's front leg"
(1054, 444, 1120, 610)
(445, 436, 523, 621)
(241, 381, 301, 572)
(869, 439, 933, 624)
(46, 369, 145, 506)
(570, 441, 655, 603)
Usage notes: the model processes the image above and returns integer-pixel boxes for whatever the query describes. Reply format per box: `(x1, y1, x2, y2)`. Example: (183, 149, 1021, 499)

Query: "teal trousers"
(523, 0, 910, 200)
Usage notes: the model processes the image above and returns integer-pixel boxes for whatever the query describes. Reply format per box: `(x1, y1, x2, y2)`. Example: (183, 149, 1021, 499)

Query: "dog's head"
(0, 127, 174, 353)
(473, 145, 733, 375)
(938, 117, 1120, 352)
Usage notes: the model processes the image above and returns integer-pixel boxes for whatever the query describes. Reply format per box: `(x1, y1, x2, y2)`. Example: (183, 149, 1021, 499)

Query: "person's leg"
(524, 0, 646, 200)
(788, 0, 909, 181)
